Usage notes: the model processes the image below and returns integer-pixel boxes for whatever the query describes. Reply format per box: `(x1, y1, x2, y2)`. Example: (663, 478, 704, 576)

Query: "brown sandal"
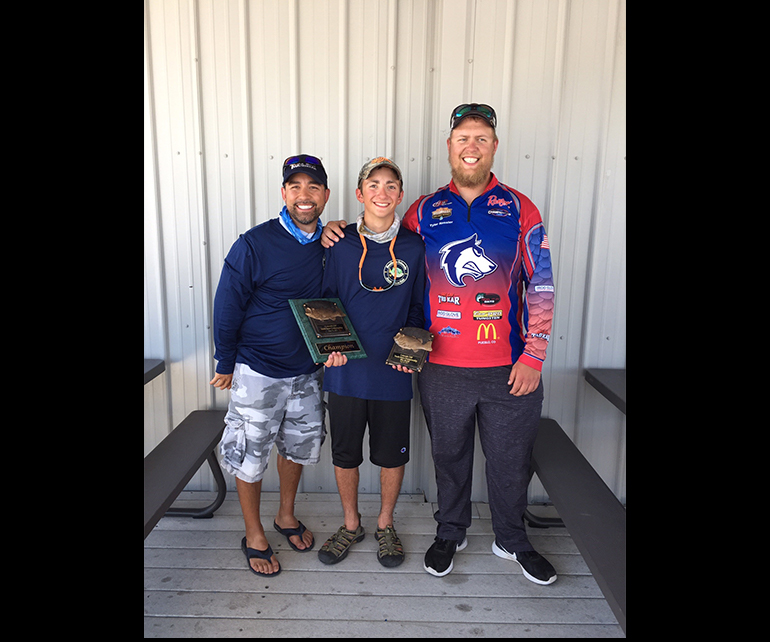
(317, 523, 365, 564)
(375, 525, 404, 567)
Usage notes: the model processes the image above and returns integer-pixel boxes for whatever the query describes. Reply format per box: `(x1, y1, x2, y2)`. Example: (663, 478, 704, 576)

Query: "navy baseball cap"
(282, 154, 328, 187)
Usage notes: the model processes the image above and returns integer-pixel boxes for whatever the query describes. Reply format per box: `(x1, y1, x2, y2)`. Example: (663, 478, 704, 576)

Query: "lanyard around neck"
(358, 234, 398, 292)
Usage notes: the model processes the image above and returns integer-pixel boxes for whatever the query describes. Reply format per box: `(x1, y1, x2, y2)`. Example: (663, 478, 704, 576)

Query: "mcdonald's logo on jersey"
(476, 322, 498, 342)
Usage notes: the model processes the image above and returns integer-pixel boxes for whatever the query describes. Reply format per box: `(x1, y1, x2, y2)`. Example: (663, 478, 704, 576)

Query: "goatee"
(288, 203, 321, 227)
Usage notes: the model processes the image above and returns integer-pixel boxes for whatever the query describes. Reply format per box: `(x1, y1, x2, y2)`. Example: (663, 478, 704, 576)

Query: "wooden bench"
(526, 367, 626, 529)
(530, 417, 626, 633)
(144, 409, 228, 539)
(584, 367, 626, 415)
(144, 358, 165, 384)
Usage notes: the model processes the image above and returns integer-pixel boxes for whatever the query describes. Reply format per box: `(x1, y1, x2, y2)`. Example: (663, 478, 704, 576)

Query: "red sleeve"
(402, 196, 424, 233)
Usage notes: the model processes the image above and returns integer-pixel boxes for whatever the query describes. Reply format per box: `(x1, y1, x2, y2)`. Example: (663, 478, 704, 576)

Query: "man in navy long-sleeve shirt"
(210, 155, 342, 577)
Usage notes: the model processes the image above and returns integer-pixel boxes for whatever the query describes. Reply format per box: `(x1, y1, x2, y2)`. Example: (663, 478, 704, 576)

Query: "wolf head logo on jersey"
(438, 234, 498, 288)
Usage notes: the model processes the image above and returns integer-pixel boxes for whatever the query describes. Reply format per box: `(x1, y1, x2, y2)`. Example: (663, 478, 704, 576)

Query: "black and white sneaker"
(423, 536, 468, 577)
(492, 540, 557, 585)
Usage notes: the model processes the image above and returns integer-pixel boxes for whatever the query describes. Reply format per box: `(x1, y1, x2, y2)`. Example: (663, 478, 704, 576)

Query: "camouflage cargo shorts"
(219, 362, 326, 483)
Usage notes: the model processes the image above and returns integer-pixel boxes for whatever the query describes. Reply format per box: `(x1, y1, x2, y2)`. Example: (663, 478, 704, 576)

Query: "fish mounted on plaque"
(303, 299, 351, 338)
(289, 298, 367, 364)
(385, 326, 434, 372)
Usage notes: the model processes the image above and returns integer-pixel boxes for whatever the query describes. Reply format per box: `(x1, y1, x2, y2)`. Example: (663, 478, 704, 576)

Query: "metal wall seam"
(188, 0, 215, 413)
(338, 0, 349, 218)
(385, 0, 398, 159)
(288, 0, 300, 152)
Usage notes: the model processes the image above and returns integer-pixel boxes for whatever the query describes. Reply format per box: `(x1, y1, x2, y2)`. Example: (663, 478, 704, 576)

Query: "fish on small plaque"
(386, 327, 434, 372)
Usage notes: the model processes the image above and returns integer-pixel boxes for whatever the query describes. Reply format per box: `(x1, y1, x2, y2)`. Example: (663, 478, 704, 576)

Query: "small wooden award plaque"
(385, 326, 434, 372)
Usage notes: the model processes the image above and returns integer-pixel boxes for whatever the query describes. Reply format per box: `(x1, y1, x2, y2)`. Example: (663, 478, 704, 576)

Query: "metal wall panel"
(144, 0, 626, 504)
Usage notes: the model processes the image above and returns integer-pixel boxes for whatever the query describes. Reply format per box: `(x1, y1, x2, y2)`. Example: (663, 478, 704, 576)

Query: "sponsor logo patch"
(437, 294, 461, 306)
(472, 309, 502, 321)
(438, 326, 461, 337)
(476, 323, 498, 343)
(475, 292, 500, 305)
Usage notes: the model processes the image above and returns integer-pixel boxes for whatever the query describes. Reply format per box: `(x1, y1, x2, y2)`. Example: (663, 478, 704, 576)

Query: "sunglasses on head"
(283, 154, 323, 168)
(450, 103, 497, 129)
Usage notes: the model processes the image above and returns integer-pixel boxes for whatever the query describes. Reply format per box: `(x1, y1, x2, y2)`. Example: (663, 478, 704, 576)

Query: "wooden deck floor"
(144, 491, 624, 638)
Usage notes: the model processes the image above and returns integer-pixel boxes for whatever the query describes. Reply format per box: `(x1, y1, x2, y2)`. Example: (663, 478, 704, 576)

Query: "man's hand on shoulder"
(321, 219, 347, 248)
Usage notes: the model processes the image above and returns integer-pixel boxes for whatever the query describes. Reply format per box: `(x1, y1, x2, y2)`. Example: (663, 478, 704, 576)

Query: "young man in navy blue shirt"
(318, 158, 425, 568)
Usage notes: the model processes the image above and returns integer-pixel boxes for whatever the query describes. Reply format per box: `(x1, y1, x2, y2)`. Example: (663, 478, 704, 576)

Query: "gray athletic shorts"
(219, 362, 326, 483)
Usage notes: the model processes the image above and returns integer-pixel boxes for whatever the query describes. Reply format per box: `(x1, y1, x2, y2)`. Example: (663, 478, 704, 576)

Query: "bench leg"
(524, 507, 565, 528)
(164, 450, 228, 519)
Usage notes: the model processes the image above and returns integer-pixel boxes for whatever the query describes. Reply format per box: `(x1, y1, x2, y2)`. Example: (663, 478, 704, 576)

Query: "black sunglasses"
(450, 103, 497, 129)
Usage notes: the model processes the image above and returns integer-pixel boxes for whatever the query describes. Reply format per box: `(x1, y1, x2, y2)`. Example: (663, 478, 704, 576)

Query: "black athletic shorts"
(327, 392, 411, 468)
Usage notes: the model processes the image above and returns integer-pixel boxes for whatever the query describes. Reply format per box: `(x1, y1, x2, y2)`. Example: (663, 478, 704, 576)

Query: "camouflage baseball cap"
(357, 157, 403, 189)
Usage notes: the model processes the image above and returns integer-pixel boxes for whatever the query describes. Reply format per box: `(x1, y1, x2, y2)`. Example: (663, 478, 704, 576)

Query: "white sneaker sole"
(423, 537, 468, 577)
(492, 541, 557, 585)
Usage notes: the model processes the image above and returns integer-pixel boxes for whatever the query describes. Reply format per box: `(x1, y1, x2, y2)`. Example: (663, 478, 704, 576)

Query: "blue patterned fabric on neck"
(278, 205, 322, 244)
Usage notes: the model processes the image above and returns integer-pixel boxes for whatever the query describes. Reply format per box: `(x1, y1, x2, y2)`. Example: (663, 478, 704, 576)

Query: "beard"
(449, 154, 494, 188)
(287, 202, 322, 227)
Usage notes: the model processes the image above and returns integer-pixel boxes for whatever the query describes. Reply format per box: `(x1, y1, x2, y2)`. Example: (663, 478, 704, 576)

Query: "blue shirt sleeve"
(406, 241, 425, 329)
(212, 236, 260, 374)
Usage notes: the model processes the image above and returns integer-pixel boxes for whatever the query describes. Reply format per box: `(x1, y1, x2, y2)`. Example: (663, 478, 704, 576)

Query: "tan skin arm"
(321, 219, 349, 248)
(508, 361, 541, 396)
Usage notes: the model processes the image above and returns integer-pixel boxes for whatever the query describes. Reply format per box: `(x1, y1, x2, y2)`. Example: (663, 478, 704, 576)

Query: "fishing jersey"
(321, 225, 425, 401)
(212, 218, 324, 379)
(402, 174, 554, 371)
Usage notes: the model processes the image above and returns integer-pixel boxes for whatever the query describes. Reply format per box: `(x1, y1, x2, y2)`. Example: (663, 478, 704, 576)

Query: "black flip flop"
(273, 520, 315, 552)
(241, 537, 281, 576)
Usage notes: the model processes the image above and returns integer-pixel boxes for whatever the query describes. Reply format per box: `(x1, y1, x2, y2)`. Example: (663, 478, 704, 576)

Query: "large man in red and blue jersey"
(322, 104, 556, 585)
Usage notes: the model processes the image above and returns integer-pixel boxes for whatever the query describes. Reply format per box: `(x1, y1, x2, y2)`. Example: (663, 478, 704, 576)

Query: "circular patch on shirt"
(383, 258, 409, 286)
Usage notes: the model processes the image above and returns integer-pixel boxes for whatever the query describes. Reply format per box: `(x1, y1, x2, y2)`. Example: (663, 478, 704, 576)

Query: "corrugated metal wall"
(144, 0, 626, 504)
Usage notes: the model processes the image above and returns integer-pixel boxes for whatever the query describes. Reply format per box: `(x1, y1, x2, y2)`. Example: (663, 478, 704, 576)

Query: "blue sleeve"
(406, 242, 425, 328)
(321, 246, 338, 298)
(212, 236, 260, 374)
